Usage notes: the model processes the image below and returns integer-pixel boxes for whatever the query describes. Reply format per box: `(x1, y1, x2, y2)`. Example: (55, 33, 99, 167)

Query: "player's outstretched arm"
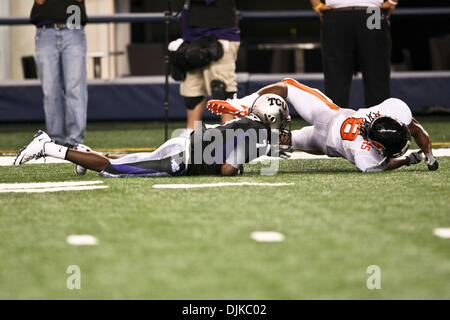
(408, 118, 439, 170)
(386, 151, 423, 171)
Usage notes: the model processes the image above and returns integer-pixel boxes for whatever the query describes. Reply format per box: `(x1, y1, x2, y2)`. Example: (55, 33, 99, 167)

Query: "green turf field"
(0, 118, 449, 299)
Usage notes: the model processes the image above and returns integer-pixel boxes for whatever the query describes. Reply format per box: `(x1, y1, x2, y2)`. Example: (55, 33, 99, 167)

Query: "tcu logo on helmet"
(267, 97, 287, 110)
(250, 94, 291, 129)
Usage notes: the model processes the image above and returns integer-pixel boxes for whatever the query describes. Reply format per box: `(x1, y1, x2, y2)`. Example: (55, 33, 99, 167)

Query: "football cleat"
(73, 143, 92, 175)
(207, 94, 249, 118)
(14, 130, 52, 166)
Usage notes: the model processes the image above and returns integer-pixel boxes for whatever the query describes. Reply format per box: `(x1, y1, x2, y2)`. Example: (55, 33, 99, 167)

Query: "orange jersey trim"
(283, 78, 340, 111)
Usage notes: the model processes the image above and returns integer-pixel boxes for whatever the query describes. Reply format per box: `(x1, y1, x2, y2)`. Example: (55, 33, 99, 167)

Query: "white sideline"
(1, 148, 449, 167)
(153, 182, 295, 189)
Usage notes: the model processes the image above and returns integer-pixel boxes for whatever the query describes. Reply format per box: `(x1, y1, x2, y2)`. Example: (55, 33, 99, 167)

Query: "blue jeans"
(35, 27, 87, 145)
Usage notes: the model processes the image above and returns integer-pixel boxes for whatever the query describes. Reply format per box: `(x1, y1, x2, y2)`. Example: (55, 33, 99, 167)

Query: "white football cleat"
(14, 130, 52, 166)
(73, 143, 92, 175)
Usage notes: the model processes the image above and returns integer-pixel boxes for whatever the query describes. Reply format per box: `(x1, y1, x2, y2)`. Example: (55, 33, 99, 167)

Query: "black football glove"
(425, 153, 439, 171)
(279, 145, 294, 159)
(407, 151, 423, 166)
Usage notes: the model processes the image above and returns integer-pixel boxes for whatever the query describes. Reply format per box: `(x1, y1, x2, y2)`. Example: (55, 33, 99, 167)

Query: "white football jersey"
(326, 98, 413, 172)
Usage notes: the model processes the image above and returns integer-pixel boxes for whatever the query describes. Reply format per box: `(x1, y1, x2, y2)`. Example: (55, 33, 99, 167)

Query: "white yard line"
(433, 228, 450, 239)
(0, 181, 107, 193)
(0, 185, 108, 193)
(153, 182, 295, 189)
(0, 157, 68, 166)
(251, 231, 285, 242)
(67, 234, 99, 246)
(0, 180, 104, 190)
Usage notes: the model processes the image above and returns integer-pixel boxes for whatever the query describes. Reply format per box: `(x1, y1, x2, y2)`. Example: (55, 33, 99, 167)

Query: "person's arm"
(409, 118, 431, 154)
(379, 0, 398, 19)
(385, 156, 409, 170)
(309, 0, 332, 21)
(355, 150, 422, 172)
(385, 151, 422, 170)
(408, 118, 439, 170)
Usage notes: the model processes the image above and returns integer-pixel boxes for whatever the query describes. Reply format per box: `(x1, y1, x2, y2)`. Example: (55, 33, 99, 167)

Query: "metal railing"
(1, 8, 450, 25)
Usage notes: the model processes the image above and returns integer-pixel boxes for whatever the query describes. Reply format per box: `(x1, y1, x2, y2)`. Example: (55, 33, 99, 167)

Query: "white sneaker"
(73, 143, 92, 175)
(14, 130, 52, 166)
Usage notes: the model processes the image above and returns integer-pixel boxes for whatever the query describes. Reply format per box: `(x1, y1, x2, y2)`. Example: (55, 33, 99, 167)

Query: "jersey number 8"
(340, 118, 363, 141)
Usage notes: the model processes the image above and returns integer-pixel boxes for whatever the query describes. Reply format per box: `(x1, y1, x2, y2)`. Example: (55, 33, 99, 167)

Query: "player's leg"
(207, 78, 340, 126)
(291, 126, 325, 155)
(66, 149, 109, 171)
(72, 136, 188, 176)
(14, 130, 110, 171)
(14, 130, 189, 178)
(281, 78, 340, 125)
(100, 137, 188, 177)
(257, 82, 288, 98)
(206, 82, 285, 118)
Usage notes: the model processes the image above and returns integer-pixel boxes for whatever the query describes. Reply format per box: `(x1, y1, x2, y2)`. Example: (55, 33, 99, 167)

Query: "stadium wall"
(0, 72, 449, 122)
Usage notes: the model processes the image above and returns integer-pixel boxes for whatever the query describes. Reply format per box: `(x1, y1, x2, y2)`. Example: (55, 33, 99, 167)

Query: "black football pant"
(321, 9, 391, 108)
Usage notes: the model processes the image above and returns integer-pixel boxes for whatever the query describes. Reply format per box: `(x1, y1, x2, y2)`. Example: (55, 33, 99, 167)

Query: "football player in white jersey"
(207, 78, 438, 172)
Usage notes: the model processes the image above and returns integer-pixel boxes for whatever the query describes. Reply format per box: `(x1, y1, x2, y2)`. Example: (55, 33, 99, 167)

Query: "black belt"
(38, 23, 69, 30)
(330, 6, 369, 11)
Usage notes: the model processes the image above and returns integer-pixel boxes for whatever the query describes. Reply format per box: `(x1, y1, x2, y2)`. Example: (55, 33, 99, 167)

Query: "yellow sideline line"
(433, 142, 450, 146)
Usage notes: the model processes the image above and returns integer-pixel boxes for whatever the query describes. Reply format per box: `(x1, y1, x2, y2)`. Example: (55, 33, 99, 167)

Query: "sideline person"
(31, 0, 88, 147)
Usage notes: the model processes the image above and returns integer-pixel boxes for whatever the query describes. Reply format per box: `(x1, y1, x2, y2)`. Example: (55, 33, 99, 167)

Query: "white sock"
(239, 92, 259, 108)
(44, 142, 68, 159)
